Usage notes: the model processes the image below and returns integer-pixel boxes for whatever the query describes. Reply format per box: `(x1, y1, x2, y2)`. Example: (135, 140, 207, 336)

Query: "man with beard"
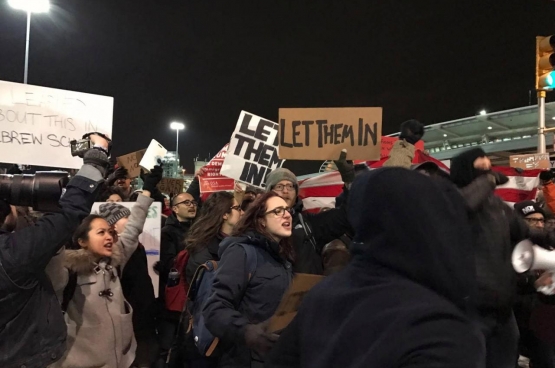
(450, 148, 555, 368)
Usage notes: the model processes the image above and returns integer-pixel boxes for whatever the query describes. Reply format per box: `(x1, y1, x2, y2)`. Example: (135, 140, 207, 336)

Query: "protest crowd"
(4, 115, 555, 368)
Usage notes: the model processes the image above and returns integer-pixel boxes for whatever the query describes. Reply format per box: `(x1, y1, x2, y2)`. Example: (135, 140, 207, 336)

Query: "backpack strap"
(239, 244, 258, 281)
(61, 270, 77, 313)
(297, 213, 318, 252)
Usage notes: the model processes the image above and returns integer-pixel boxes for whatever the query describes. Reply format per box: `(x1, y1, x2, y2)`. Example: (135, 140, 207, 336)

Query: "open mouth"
(104, 242, 113, 251)
(282, 221, 291, 230)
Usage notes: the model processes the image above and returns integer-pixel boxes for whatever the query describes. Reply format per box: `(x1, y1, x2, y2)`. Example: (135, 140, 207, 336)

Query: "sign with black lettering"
(0, 80, 113, 169)
(510, 154, 550, 170)
(268, 273, 325, 333)
(157, 178, 184, 195)
(220, 111, 285, 188)
(117, 149, 147, 178)
(278, 107, 382, 160)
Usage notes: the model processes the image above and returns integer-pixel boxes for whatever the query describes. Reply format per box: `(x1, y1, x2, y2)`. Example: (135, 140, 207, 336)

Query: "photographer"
(0, 134, 110, 368)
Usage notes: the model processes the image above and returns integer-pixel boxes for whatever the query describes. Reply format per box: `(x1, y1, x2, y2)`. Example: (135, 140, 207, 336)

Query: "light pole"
(170, 122, 185, 155)
(8, 0, 50, 84)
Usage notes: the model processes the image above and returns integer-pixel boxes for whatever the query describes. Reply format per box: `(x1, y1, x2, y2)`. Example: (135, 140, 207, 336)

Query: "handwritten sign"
(92, 202, 161, 297)
(157, 178, 184, 195)
(278, 107, 382, 161)
(117, 149, 147, 178)
(199, 144, 236, 194)
(510, 154, 550, 170)
(279, 107, 382, 160)
(220, 111, 285, 188)
(0, 80, 113, 169)
(268, 273, 325, 333)
(381, 136, 424, 159)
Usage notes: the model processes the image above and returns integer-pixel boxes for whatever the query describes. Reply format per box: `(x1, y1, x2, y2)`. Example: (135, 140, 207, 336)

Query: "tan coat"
(382, 139, 416, 169)
(48, 194, 154, 368)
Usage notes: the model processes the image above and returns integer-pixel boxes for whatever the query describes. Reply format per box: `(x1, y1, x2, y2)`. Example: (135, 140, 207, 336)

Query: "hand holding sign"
(333, 149, 355, 184)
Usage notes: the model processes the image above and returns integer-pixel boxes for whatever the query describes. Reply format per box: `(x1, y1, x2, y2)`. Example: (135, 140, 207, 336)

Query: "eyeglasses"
(175, 200, 197, 207)
(273, 183, 295, 192)
(264, 206, 292, 218)
(525, 217, 545, 225)
(230, 205, 242, 212)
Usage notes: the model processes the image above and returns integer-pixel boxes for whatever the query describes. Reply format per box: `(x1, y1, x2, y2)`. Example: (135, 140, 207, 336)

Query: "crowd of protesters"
(3, 121, 555, 368)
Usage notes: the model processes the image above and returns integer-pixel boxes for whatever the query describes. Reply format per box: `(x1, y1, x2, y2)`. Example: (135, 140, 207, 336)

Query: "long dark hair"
(70, 214, 105, 249)
(232, 192, 294, 261)
(185, 191, 235, 253)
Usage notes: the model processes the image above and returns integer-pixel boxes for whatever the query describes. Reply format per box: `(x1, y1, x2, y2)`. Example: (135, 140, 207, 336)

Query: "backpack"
(165, 249, 191, 312)
(186, 243, 258, 357)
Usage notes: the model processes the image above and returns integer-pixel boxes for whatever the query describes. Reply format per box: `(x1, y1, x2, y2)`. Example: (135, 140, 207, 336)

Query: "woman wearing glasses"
(185, 191, 244, 284)
(202, 192, 294, 368)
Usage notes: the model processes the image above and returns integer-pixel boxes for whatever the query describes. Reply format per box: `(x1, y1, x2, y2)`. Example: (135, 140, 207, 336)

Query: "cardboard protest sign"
(157, 178, 184, 195)
(510, 154, 550, 170)
(268, 273, 325, 333)
(278, 107, 382, 161)
(380, 136, 424, 159)
(117, 149, 147, 178)
(199, 144, 236, 194)
(92, 202, 162, 297)
(220, 111, 285, 188)
(0, 80, 113, 169)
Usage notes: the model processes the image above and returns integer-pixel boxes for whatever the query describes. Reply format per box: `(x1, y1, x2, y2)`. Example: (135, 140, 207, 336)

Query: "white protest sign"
(221, 111, 285, 188)
(0, 80, 113, 169)
(92, 201, 161, 298)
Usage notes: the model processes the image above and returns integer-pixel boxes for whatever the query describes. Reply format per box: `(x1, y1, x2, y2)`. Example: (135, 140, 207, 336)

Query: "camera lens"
(0, 172, 69, 212)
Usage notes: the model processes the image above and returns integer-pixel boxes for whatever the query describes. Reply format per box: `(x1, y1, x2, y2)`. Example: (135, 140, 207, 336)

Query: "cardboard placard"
(199, 144, 236, 194)
(92, 202, 161, 297)
(510, 154, 550, 170)
(0, 80, 113, 169)
(268, 273, 325, 333)
(381, 136, 424, 159)
(220, 111, 285, 188)
(117, 149, 147, 178)
(278, 107, 382, 161)
(157, 178, 184, 195)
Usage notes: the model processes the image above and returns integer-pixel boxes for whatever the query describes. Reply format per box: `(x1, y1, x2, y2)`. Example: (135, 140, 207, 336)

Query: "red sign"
(380, 136, 424, 158)
(199, 144, 236, 194)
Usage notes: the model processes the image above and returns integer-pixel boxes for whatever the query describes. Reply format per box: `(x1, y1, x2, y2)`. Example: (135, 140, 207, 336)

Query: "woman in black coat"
(202, 192, 294, 368)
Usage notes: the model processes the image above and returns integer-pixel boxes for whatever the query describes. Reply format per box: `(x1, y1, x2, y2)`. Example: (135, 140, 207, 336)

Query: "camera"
(0, 172, 70, 212)
(70, 132, 112, 158)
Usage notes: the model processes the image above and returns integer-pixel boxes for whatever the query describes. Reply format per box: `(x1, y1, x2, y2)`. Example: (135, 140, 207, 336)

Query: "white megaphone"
(512, 239, 555, 273)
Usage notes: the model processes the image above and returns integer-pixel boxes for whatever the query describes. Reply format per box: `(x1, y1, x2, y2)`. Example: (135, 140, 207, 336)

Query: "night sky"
(1, 0, 554, 175)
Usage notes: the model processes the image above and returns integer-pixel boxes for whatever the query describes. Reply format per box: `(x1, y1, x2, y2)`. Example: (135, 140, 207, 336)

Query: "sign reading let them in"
(278, 107, 382, 161)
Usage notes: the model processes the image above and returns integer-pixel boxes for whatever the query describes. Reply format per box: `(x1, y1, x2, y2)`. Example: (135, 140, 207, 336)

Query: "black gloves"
(540, 170, 554, 183)
(334, 149, 355, 184)
(399, 119, 424, 145)
(83, 148, 109, 177)
(107, 167, 130, 186)
(244, 321, 279, 355)
(488, 171, 509, 186)
(141, 164, 163, 193)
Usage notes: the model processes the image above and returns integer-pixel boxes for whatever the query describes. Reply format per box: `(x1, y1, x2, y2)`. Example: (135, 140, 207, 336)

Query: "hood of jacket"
(348, 168, 476, 310)
(450, 147, 489, 188)
(64, 241, 123, 274)
(219, 231, 282, 261)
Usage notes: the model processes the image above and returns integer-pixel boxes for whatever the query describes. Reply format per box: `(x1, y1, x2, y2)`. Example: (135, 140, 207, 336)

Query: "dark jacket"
(0, 165, 103, 368)
(267, 168, 484, 368)
(120, 243, 156, 338)
(185, 233, 223, 284)
(159, 213, 193, 299)
(203, 232, 293, 368)
(291, 188, 352, 275)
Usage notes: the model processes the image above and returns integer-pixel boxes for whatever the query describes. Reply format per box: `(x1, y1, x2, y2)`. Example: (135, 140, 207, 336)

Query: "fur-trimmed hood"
(64, 241, 123, 274)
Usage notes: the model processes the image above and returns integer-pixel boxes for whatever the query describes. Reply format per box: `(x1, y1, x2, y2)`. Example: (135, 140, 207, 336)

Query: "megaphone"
(512, 239, 555, 273)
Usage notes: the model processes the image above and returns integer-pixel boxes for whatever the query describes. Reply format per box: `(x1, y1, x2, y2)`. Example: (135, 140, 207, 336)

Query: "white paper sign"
(139, 139, 167, 171)
(220, 111, 285, 188)
(92, 201, 161, 297)
(0, 80, 113, 169)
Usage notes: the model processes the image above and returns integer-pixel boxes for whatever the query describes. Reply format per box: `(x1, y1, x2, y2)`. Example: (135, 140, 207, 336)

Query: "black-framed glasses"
(230, 205, 242, 212)
(273, 183, 295, 192)
(525, 217, 545, 225)
(175, 200, 197, 207)
(264, 206, 292, 218)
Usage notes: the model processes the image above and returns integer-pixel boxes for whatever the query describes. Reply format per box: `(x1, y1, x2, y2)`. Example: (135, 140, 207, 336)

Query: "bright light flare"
(8, 0, 50, 13)
(170, 122, 185, 130)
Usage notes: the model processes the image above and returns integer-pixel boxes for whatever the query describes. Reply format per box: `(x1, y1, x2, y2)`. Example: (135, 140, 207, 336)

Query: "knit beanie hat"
(265, 168, 298, 192)
(98, 202, 131, 226)
(450, 148, 488, 188)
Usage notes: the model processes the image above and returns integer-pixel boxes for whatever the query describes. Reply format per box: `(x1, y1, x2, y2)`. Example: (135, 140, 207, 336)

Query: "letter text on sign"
(278, 107, 382, 161)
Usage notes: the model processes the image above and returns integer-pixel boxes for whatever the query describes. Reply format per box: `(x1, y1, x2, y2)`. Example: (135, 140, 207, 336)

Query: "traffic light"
(536, 35, 555, 90)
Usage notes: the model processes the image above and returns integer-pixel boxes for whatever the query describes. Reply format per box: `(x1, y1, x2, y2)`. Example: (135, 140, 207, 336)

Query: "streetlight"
(8, 0, 50, 84)
(479, 110, 487, 116)
(170, 122, 185, 155)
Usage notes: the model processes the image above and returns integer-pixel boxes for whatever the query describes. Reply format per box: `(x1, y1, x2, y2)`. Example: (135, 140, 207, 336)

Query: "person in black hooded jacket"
(450, 147, 555, 368)
(266, 167, 484, 368)
(203, 192, 294, 368)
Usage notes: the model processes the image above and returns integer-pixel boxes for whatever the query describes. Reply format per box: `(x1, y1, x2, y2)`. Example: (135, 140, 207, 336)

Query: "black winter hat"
(399, 119, 425, 145)
(450, 148, 487, 188)
(514, 201, 545, 218)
